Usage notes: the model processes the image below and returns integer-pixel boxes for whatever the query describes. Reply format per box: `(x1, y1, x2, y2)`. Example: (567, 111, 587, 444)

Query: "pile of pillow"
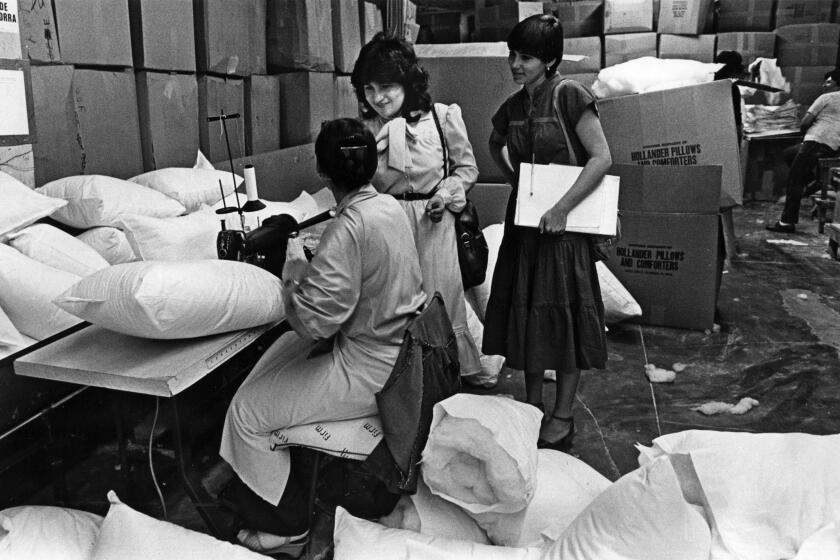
(0, 491, 270, 560)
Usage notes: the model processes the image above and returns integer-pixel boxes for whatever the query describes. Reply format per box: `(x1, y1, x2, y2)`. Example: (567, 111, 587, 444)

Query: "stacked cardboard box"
(717, 0, 774, 32)
(474, 1, 543, 41)
(135, 72, 200, 170)
(245, 75, 282, 155)
(605, 33, 657, 67)
(0, 3, 35, 187)
(716, 32, 776, 66)
(775, 0, 835, 28)
(658, 34, 716, 62)
(544, 1, 603, 38)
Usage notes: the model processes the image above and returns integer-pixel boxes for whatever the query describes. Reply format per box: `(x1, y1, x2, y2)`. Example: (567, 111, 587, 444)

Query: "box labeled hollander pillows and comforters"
(605, 164, 721, 331)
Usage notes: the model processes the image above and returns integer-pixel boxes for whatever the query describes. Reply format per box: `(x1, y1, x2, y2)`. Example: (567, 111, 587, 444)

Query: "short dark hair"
(351, 32, 432, 122)
(825, 68, 840, 83)
(315, 119, 378, 190)
(507, 15, 564, 76)
(714, 50, 745, 80)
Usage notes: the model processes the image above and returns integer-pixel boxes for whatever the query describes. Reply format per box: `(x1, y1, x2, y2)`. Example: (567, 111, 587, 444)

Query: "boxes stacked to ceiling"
(13, 0, 386, 188)
(0, 1, 35, 186)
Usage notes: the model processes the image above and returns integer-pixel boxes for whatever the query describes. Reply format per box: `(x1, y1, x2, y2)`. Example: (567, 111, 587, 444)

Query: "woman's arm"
(489, 130, 517, 186)
(539, 107, 612, 234)
(427, 105, 476, 221)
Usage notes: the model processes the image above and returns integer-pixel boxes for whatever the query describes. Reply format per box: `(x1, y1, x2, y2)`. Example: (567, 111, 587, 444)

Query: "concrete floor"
(22, 199, 840, 558)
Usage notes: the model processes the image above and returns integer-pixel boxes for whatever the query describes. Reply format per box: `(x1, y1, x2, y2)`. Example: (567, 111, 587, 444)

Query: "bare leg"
(539, 368, 580, 442)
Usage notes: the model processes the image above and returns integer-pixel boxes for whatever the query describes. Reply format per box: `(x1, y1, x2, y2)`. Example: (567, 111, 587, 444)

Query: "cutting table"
(14, 321, 287, 538)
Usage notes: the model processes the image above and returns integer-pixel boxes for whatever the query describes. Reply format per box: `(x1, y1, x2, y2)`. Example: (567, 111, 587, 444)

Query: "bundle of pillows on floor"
(332, 394, 840, 560)
(0, 156, 326, 358)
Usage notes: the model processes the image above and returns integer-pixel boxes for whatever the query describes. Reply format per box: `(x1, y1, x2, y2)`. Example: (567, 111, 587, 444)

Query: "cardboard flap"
(612, 164, 722, 213)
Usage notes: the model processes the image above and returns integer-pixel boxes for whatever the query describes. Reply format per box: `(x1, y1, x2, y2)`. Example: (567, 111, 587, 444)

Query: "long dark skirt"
(482, 224, 607, 373)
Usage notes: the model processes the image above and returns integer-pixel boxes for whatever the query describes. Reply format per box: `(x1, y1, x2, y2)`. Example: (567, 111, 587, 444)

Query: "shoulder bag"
(431, 106, 489, 289)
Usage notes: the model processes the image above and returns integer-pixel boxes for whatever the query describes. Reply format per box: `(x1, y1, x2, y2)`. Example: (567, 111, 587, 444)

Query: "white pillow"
(117, 207, 220, 261)
(0, 304, 36, 358)
(193, 150, 214, 170)
(54, 260, 285, 339)
(597, 261, 642, 324)
(8, 223, 110, 277)
(333, 506, 541, 560)
(76, 227, 138, 265)
(0, 244, 83, 340)
(128, 168, 244, 213)
(473, 449, 611, 547)
(543, 455, 711, 560)
(0, 505, 102, 560)
(0, 170, 67, 241)
(37, 175, 186, 229)
(91, 490, 268, 560)
(211, 190, 321, 226)
(405, 539, 541, 560)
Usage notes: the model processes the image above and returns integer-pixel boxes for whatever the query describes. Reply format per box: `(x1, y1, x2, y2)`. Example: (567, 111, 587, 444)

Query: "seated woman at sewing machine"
(219, 118, 427, 555)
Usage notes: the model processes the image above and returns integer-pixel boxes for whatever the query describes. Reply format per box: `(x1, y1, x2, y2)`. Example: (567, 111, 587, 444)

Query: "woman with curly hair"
(483, 15, 611, 451)
(351, 32, 483, 382)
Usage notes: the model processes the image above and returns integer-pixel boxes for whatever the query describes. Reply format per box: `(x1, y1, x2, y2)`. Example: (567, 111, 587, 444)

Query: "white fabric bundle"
(637, 430, 840, 560)
(128, 167, 243, 213)
(76, 227, 138, 265)
(474, 449, 611, 547)
(0, 505, 103, 560)
(597, 261, 642, 324)
(422, 395, 541, 515)
(542, 455, 712, 560)
(0, 170, 67, 241)
(8, 223, 110, 277)
(592, 56, 722, 98)
(0, 305, 36, 358)
(54, 260, 285, 339)
(117, 206, 220, 261)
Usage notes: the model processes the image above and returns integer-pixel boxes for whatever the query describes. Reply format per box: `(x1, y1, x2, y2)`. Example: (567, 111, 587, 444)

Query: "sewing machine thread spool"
(241, 164, 266, 213)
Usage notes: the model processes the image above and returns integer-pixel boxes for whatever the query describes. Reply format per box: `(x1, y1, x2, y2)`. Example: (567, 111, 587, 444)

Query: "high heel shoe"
(537, 415, 575, 452)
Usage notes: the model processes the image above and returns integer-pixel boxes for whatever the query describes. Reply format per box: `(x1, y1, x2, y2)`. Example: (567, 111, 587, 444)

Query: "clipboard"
(514, 163, 620, 236)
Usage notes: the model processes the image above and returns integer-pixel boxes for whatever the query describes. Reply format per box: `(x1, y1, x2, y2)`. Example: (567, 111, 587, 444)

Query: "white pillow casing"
(193, 150, 215, 170)
(37, 175, 185, 229)
(91, 491, 269, 560)
(0, 505, 102, 560)
(405, 539, 542, 560)
(76, 227, 138, 265)
(0, 170, 67, 241)
(333, 506, 541, 560)
(0, 244, 83, 340)
(473, 449, 611, 547)
(596, 261, 642, 324)
(8, 223, 110, 277)
(0, 304, 37, 358)
(117, 207, 220, 261)
(54, 260, 285, 339)
(128, 167, 244, 213)
(543, 455, 712, 560)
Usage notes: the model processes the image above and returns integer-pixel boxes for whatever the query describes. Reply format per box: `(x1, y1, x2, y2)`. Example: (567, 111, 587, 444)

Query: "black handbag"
(431, 106, 489, 289)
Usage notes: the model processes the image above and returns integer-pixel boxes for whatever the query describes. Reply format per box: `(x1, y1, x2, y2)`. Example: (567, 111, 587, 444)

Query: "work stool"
(811, 158, 840, 233)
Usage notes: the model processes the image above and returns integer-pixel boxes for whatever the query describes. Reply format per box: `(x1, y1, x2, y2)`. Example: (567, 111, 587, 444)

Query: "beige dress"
(219, 185, 426, 504)
(364, 103, 482, 377)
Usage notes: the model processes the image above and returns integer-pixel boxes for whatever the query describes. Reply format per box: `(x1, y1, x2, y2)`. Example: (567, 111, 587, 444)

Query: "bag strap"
(430, 105, 449, 178)
(552, 79, 578, 167)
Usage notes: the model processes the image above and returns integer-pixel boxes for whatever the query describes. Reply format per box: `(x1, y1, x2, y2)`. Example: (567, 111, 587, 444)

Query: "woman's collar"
(335, 184, 378, 215)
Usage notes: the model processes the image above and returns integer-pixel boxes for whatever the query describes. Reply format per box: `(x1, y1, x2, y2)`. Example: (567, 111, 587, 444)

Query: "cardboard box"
(657, 0, 713, 35)
(17, 0, 60, 63)
(268, 0, 334, 72)
(775, 0, 834, 27)
(360, 1, 383, 44)
(198, 75, 245, 163)
(604, 32, 657, 67)
(782, 65, 835, 106)
(416, 42, 519, 183)
(245, 75, 281, 155)
(603, 0, 653, 34)
(215, 144, 321, 201)
(332, 0, 362, 74)
(716, 32, 775, 66)
(544, 1, 603, 38)
(31, 66, 143, 182)
(0, 145, 34, 187)
(334, 75, 360, 118)
(128, 0, 195, 72)
(252, 0, 267, 75)
(135, 71, 199, 170)
(53, 0, 132, 67)
(598, 80, 742, 207)
(776, 24, 840, 67)
(475, 2, 543, 41)
(194, 0, 254, 76)
(658, 34, 716, 62)
(717, 0, 774, 31)
(0, 0, 21, 58)
(416, 10, 465, 43)
(560, 36, 602, 74)
(278, 72, 335, 148)
(565, 72, 599, 88)
(606, 164, 721, 331)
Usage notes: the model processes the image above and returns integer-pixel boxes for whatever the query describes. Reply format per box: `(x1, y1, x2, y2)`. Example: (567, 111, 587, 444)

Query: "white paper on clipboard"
(515, 163, 620, 236)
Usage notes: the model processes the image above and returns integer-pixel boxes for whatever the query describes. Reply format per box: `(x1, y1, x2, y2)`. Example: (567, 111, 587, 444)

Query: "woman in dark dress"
(483, 14, 612, 450)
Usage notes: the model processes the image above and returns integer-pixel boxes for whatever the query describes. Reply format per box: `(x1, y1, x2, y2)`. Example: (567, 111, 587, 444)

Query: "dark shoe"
(766, 221, 796, 233)
(236, 528, 309, 558)
(537, 415, 575, 452)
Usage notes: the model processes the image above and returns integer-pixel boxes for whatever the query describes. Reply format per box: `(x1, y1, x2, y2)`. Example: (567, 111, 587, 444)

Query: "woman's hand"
(539, 205, 569, 235)
(425, 193, 446, 223)
(282, 258, 309, 290)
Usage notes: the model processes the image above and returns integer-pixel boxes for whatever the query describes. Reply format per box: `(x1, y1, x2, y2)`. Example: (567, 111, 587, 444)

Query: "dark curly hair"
(350, 32, 432, 122)
(507, 14, 564, 77)
(315, 119, 378, 190)
(825, 68, 840, 84)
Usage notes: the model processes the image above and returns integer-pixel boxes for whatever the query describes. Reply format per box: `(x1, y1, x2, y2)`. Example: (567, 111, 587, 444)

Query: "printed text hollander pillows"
(55, 260, 285, 339)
